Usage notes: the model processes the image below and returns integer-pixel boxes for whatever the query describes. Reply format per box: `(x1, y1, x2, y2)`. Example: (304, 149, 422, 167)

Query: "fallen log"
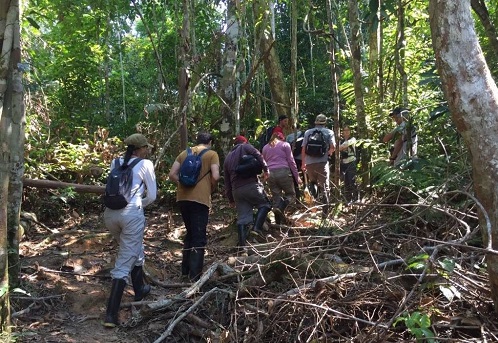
(23, 178, 105, 194)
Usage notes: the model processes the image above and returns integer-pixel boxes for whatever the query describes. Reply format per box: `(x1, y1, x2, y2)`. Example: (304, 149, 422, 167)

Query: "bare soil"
(9, 192, 498, 342)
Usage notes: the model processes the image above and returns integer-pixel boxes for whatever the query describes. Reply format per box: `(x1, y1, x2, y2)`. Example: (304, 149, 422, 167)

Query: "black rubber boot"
(130, 266, 151, 301)
(103, 278, 126, 328)
(181, 248, 191, 277)
(237, 224, 247, 246)
(188, 248, 205, 282)
(253, 206, 271, 233)
(273, 199, 289, 225)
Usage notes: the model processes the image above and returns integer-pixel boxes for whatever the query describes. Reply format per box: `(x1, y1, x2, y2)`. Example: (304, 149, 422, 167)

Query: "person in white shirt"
(103, 133, 157, 328)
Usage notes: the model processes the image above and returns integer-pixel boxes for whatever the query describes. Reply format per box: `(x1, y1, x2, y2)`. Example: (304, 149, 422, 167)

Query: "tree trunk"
(253, 0, 291, 120)
(326, 0, 340, 187)
(220, 0, 239, 154)
(429, 0, 498, 310)
(471, 0, 498, 61)
(22, 178, 104, 194)
(392, 0, 408, 105)
(178, 0, 191, 149)
(348, 0, 369, 193)
(290, 0, 298, 125)
(0, 0, 21, 333)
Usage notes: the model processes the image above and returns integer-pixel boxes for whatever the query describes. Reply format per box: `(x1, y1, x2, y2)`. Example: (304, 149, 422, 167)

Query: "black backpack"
(305, 129, 328, 157)
(292, 132, 304, 157)
(178, 148, 210, 187)
(257, 126, 275, 151)
(103, 158, 143, 210)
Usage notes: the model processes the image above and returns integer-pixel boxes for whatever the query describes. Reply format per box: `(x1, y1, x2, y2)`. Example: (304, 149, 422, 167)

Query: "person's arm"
(390, 138, 403, 164)
(339, 137, 356, 151)
(328, 130, 336, 155)
(223, 160, 235, 203)
(383, 130, 395, 143)
(168, 161, 181, 182)
(210, 163, 220, 189)
(301, 133, 307, 170)
(142, 160, 157, 207)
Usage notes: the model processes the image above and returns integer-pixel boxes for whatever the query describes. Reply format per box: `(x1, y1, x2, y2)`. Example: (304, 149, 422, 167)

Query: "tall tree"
(429, 0, 498, 310)
(0, 0, 23, 333)
(178, 0, 191, 148)
(220, 0, 240, 152)
(253, 0, 291, 120)
(348, 0, 369, 190)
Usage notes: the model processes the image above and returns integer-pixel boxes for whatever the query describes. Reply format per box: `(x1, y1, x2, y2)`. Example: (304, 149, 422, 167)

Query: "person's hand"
(229, 201, 235, 208)
(301, 164, 307, 172)
(297, 177, 303, 185)
(262, 171, 270, 182)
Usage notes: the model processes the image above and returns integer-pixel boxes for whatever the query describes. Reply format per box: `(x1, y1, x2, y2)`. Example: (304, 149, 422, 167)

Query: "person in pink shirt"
(262, 131, 302, 224)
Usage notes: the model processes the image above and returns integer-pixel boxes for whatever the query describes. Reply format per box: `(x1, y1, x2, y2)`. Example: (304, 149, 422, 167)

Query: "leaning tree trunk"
(253, 0, 291, 120)
(429, 0, 498, 310)
(0, 0, 22, 333)
(471, 0, 498, 62)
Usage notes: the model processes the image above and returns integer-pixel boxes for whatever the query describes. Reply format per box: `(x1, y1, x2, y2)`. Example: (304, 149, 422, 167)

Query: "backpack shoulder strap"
(198, 148, 210, 157)
(127, 158, 143, 169)
(195, 148, 212, 185)
(114, 158, 121, 168)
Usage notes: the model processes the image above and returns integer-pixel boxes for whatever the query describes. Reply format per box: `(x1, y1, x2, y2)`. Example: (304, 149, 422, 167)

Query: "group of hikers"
(100, 108, 417, 327)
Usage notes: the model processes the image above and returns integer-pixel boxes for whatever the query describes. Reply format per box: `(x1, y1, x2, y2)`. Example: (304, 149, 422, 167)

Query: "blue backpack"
(178, 148, 210, 187)
(103, 158, 143, 210)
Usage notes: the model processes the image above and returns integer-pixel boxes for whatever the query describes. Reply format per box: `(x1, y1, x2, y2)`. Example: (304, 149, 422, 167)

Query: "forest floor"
(8, 191, 498, 343)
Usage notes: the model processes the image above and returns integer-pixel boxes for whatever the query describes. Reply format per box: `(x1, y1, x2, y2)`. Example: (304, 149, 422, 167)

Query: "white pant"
(104, 206, 146, 280)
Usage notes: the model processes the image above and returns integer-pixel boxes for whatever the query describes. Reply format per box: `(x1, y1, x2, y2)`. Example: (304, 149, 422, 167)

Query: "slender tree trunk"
(394, 0, 407, 106)
(178, 0, 191, 149)
(220, 0, 239, 153)
(429, 0, 498, 310)
(253, 0, 291, 120)
(348, 0, 369, 194)
(0, 0, 22, 333)
(290, 0, 298, 125)
(471, 0, 498, 60)
(326, 0, 340, 188)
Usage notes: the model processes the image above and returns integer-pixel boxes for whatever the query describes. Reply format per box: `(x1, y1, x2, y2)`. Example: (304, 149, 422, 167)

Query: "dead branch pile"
(130, 195, 498, 343)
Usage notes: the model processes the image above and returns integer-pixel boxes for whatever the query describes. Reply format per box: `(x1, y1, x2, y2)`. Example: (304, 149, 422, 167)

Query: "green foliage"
(394, 311, 437, 342)
(406, 253, 429, 272)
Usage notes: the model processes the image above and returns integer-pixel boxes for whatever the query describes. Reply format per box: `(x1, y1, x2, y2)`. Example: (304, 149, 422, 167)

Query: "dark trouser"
(293, 159, 302, 200)
(178, 201, 209, 280)
(340, 161, 358, 202)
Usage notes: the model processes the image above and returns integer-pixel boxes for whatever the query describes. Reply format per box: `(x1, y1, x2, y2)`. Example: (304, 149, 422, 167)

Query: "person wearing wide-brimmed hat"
(301, 114, 335, 218)
(103, 133, 157, 328)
